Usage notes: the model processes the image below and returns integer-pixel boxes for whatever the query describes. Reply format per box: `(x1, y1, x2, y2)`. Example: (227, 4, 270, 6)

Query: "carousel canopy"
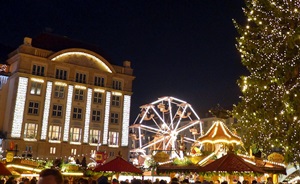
(200, 152, 265, 173)
(197, 120, 241, 144)
(93, 156, 143, 174)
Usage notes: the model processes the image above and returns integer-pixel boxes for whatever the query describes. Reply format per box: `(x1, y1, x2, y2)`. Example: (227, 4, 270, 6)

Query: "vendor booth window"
(70, 127, 82, 142)
(89, 129, 100, 144)
(48, 125, 61, 141)
(24, 123, 38, 139)
(108, 131, 119, 147)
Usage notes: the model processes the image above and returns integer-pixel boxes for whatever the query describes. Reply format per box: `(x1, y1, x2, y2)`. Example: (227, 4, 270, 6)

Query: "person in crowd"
(37, 168, 63, 184)
(221, 181, 228, 184)
(182, 179, 189, 184)
(112, 179, 119, 184)
(97, 176, 109, 184)
(159, 180, 167, 184)
(5, 177, 16, 184)
(30, 177, 37, 184)
(153, 179, 160, 184)
(171, 178, 179, 184)
(242, 180, 249, 184)
(266, 177, 273, 184)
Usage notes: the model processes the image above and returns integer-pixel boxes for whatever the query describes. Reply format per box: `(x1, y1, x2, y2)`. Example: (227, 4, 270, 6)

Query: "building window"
(74, 89, 84, 101)
(28, 101, 39, 115)
(73, 107, 82, 119)
(48, 125, 61, 141)
(75, 72, 86, 84)
(54, 85, 65, 98)
(32, 64, 45, 76)
(52, 105, 63, 117)
(110, 113, 119, 124)
(94, 76, 105, 87)
(55, 69, 68, 80)
(108, 131, 119, 147)
(90, 129, 100, 144)
(50, 147, 56, 154)
(109, 151, 115, 157)
(70, 127, 81, 142)
(24, 123, 38, 139)
(93, 92, 102, 104)
(30, 82, 42, 95)
(112, 80, 122, 90)
(91, 150, 96, 155)
(71, 148, 77, 156)
(111, 95, 120, 106)
(92, 110, 101, 122)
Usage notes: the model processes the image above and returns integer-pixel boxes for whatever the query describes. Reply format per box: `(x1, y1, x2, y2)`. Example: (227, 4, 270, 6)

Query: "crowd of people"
(0, 168, 277, 184)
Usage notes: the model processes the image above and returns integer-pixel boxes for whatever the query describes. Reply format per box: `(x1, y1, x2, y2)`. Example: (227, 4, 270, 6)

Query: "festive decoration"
(268, 152, 285, 163)
(129, 96, 202, 163)
(233, 0, 300, 163)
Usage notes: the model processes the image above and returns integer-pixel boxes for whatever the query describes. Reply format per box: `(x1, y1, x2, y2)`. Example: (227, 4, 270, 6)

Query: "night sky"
(0, 1, 247, 120)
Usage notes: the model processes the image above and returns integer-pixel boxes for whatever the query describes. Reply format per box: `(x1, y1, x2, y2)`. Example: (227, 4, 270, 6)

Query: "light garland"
(12, 77, 28, 138)
(54, 81, 67, 86)
(102, 91, 111, 145)
(233, 0, 300, 163)
(41, 81, 52, 140)
(121, 95, 131, 146)
(63, 85, 74, 141)
(51, 51, 112, 73)
(83, 88, 92, 143)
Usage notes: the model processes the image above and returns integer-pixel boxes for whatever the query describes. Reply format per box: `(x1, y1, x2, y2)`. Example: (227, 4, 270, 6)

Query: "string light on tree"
(233, 0, 300, 163)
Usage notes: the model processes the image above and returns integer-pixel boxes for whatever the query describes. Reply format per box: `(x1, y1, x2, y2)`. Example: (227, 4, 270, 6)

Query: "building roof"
(197, 120, 242, 144)
(31, 33, 116, 65)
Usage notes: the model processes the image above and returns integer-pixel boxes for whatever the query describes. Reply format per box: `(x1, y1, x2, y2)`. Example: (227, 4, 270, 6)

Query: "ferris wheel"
(129, 96, 203, 161)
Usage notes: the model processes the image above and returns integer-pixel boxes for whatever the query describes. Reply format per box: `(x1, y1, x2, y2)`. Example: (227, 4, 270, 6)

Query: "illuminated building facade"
(0, 34, 135, 160)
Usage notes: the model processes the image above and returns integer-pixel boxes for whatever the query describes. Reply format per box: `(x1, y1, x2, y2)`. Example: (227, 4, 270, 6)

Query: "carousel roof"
(197, 120, 241, 144)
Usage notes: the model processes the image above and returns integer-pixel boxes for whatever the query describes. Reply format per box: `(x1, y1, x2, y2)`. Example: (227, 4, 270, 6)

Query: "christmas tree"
(233, 0, 300, 163)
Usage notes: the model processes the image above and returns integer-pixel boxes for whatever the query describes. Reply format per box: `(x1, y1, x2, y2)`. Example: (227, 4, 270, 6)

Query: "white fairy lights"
(63, 85, 74, 141)
(51, 51, 112, 73)
(102, 91, 111, 145)
(83, 88, 92, 143)
(41, 81, 53, 140)
(121, 95, 131, 146)
(11, 77, 28, 138)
